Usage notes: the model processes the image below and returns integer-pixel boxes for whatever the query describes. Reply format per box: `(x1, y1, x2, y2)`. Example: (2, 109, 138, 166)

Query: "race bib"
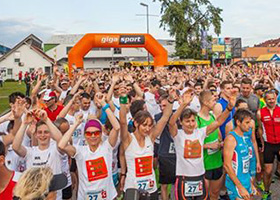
(135, 156, 153, 177)
(242, 156, 250, 174)
(86, 157, 108, 182)
(184, 180, 203, 197)
(86, 190, 107, 200)
(137, 179, 155, 191)
(169, 142, 176, 154)
(184, 139, 201, 159)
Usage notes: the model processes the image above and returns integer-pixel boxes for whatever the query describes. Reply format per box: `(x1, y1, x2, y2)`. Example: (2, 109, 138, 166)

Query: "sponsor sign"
(119, 35, 145, 45)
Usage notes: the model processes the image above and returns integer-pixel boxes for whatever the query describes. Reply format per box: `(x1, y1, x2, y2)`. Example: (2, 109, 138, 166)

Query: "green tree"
(156, 0, 223, 59)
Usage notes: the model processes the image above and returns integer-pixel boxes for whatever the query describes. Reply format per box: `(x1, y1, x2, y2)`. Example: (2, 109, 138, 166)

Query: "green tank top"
(196, 113, 223, 170)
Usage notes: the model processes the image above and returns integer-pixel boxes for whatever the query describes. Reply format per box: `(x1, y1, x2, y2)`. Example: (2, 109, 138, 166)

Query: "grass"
(0, 81, 26, 114)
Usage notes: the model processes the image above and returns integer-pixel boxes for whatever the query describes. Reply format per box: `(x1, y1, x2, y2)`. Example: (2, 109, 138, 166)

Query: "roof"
(0, 34, 54, 64)
(256, 54, 280, 62)
(255, 38, 280, 47)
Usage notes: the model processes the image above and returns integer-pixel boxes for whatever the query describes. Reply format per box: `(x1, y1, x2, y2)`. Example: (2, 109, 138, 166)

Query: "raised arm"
(119, 86, 132, 149)
(106, 74, 119, 102)
(69, 76, 86, 95)
(96, 95, 120, 147)
(169, 89, 194, 137)
(124, 74, 144, 98)
(58, 114, 83, 157)
(150, 95, 174, 142)
(12, 111, 35, 157)
(206, 93, 236, 135)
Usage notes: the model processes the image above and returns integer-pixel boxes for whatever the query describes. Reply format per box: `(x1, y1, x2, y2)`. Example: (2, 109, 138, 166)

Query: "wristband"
(120, 95, 128, 104)
(168, 98, 174, 104)
(102, 104, 110, 112)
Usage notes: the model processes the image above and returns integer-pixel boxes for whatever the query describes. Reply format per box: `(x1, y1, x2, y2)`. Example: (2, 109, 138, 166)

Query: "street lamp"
(140, 2, 150, 65)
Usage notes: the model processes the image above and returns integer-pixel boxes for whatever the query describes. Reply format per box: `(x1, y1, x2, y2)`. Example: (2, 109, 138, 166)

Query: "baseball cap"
(61, 79, 69, 85)
(43, 90, 56, 101)
(254, 84, 265, 91)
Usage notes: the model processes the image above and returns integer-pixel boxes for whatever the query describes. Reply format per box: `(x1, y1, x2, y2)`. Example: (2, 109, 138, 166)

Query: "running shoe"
(256, 181, 265, 192)
(262, 191, 272, 200)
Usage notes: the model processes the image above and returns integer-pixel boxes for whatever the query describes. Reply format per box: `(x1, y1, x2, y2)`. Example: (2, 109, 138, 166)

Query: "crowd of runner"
(1, 63, 280, 200)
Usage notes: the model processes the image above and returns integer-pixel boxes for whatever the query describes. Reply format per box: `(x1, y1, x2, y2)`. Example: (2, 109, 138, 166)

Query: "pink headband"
(84, 119, 102, 132)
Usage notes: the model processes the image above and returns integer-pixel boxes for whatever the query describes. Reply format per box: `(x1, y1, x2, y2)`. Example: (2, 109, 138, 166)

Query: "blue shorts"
(113, 172, 119, 187)
(226, 181, 252, 200)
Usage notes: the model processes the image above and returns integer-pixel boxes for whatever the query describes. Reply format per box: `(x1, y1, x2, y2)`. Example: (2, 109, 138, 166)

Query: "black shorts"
(158, 156, 176, 184)
(123, 189, 158, 200)
(62, 185, 72, 199)
(70, 158, 77, 172)
(263, 142, 280, 164)
(205, 166, 223, 181)
(175, 175, 207, 200)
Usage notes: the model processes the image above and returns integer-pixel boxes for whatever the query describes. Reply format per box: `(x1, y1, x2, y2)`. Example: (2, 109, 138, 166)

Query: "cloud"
(0, 18, 56, 47)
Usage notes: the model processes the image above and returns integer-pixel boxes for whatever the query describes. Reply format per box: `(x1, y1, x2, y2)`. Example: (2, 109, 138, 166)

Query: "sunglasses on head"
(85, 130, 102, 137)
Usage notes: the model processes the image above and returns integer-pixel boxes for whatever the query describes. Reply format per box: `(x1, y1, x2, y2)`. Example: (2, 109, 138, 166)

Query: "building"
(242, 37, 280, 61)
(0, 44, 11, 57)
(44, 34, 176, 69)
(0, 34, 54, 80)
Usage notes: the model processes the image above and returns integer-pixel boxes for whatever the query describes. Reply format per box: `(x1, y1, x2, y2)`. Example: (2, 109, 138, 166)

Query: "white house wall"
(0, 44, 52, 80)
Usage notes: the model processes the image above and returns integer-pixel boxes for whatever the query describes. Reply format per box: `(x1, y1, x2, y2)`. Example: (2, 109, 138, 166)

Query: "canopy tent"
(256, 54, 280, 62)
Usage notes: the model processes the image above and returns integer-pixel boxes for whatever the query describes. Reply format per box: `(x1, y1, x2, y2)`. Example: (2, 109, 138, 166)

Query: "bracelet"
(226, 106, 233, 111)
(120, 95, 128, 104)
(168, 98, 174, 104)
(102, 104, 110, 112)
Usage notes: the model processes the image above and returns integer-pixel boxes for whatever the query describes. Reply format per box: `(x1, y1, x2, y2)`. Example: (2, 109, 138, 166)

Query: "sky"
(0, 0, 279, 48)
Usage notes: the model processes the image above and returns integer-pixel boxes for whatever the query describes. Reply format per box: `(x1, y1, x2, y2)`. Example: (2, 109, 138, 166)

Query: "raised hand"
(24, 111, 35, 124)
(123, 74, 134, 83)
(75, 113, 84, 125)
(181, 89, 194, 106)
(94, 92, 106, 107)
(33, 109, 48, 122)
(111, 74, 120, 83)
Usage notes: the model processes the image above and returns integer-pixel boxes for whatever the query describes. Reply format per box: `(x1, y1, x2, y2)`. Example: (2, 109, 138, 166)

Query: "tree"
(156, 0, 223, 59)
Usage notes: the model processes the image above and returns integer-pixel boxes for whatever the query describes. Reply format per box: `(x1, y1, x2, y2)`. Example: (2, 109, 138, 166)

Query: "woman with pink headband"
(58, 98, 120, 200)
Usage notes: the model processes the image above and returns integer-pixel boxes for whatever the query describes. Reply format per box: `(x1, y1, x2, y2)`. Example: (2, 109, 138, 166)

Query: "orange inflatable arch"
(68, 33, 168, 74)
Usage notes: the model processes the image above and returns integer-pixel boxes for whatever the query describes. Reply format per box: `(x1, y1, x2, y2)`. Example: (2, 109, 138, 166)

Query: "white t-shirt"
(59, 87, 71, 101)
(6, 147, 26, 172)
(73, 140, 117, 200)
(112, 96, 120, 109)
(173, 127, 207, 177)
(24, 143, 63, 200)
(0, 121, 9, 134)
(144, 91, 161, 117)
(65, 114, 85, 146)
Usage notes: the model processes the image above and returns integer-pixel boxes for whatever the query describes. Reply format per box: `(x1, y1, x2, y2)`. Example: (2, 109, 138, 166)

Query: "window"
(66, 47, 72, 54)
(14, 58, 20, 62)
(113, 48, 121, 54)
(14, 51, 20, 62)
(7, 68, 13, 75)
(29, 68, 35, 73)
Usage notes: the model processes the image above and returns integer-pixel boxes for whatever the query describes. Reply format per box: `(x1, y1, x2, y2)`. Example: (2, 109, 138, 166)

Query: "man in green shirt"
(196, 90, 223, 200)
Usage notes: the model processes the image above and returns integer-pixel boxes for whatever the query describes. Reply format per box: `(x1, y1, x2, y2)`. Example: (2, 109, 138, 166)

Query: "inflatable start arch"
(68, 33, 168, 74)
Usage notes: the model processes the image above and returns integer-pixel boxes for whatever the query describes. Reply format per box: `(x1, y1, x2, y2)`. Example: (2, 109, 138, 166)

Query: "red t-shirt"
(0, 171, 19, 200)
(45, 105, 64, 122)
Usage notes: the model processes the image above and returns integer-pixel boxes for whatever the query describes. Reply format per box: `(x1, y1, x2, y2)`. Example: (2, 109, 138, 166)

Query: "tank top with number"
(225, 131, 251, 189)
(124, 134, 157, 193)
(73, 140, 117, 200)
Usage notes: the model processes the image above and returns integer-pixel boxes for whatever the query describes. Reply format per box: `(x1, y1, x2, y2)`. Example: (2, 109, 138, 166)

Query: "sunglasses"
(85, 130, 102, 137)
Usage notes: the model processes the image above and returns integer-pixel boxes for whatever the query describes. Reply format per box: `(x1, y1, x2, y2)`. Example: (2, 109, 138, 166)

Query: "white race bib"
(137, 179, 155, 191)
(86, 190, 107, 200)
(242, 157, 250, 174)
(184, 180, 203, 197)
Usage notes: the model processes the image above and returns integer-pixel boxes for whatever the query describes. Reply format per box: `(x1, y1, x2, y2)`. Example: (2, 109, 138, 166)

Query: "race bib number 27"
(184, 180, 203, 197)
(87, 190, 107, 200)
